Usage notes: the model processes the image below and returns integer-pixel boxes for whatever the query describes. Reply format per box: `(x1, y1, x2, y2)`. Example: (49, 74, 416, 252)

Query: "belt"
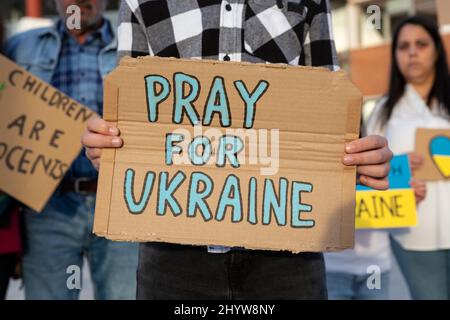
(60, 178, 98, 194)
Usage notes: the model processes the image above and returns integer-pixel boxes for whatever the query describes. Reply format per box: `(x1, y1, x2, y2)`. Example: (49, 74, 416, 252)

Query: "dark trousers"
(0, 253, 16, 300)
(137, 242, 327, 300)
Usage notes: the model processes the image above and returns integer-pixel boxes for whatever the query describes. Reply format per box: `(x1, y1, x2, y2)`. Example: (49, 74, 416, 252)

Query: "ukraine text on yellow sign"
(355, 154, 417, 229)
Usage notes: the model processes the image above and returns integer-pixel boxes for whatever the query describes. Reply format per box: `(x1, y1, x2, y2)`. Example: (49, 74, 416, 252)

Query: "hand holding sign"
(407, 152, 425, 172)
(344, 135, 392, 190)
(82, 116, 123, 170)
(410, 179, 427, 204)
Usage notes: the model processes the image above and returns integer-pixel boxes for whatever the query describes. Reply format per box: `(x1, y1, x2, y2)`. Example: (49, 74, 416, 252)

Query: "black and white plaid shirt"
(117, 0, 339, 252)
(118, 0, 339, 70)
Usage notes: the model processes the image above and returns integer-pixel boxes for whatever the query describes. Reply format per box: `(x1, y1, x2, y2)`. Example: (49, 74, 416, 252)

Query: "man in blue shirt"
(6, 0, 138, 299)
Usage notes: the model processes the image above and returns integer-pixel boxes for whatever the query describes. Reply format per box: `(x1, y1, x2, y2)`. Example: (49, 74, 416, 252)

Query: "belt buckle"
(74, 177, 92, 195)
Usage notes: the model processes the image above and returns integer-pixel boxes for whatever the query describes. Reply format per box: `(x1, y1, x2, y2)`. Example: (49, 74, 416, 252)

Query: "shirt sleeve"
(117, 0, 151, 61)
(302, 0, 340, 71)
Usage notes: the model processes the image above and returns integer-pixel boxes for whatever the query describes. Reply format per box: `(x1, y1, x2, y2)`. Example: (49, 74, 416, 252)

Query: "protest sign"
(414, 128, 450, 181)
(0, 54, 96, 211)
(356, 154, 417, 229)
(93, 56, 362, 252)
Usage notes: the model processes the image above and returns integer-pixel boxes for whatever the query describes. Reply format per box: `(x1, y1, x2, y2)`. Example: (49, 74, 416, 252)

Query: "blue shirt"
(51, 20, 114, 181)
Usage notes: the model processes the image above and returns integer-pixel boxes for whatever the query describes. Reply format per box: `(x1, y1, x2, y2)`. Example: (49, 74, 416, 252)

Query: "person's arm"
(303, 0, 339, 71)
(117, 0, 150, 60)
(81, 1, 151, 169)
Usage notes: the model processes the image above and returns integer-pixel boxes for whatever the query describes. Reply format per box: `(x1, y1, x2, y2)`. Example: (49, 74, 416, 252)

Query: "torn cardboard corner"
(94, 56, 362, 253)
(414, 128, 450, 181)
(0, 54, 96, 212)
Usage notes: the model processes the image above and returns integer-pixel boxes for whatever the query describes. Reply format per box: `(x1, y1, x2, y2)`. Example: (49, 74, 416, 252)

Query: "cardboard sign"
(356, 155, 417, 229)
(414, 128, 450, 181)
(437, 0, 450, 27)
(0, 54, 96, 211)
(93, 56, 362, 253)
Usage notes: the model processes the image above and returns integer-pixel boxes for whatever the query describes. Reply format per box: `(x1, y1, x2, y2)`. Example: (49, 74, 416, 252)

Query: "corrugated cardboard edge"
(340, 72, 362, 250)
(93, 78, 119, 236)
(125, 55, 335, 73)
(98, 231, 355, 253)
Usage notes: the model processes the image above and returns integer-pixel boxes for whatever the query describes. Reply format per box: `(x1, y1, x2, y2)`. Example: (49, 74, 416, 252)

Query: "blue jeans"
(391, 237, 450, 300)
(22, 191, 139, 300)
(326, 271, 390, 300)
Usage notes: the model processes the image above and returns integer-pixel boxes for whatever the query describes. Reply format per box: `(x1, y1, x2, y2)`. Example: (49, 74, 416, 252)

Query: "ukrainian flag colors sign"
(356, 155, 417, 229)
(415, 128, 450, 181)
(430, 136, 450, 178)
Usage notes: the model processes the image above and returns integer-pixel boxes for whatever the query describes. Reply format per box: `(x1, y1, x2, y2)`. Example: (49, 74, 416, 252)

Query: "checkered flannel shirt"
(117, 0, 340, 252)
(118, 0, 339, 69)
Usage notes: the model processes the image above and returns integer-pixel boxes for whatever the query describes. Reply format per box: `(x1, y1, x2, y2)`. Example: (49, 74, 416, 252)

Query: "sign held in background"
(356, 155, 417, 229)
(0, 54, 96, 211)
(414, 128, 450, 181)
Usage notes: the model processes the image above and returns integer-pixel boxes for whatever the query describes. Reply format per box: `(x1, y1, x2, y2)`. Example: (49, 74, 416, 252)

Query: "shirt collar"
(57, 18, 113, 46)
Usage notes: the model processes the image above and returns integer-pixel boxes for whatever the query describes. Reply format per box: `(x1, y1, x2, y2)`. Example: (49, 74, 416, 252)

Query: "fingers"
(86, 147, 101, 160)
(85, 147, 102, 170)
(91, 158, 101, 171)
(410, 179, 427, 204)
(408, 152, 425, 170)
(343, 147, 393, 166)
(410, 179, 427, 194)
(81, 132, 123, 148)
(359, 175, 389, 190)
(343, 136, 393, 166)
(344, 136, 392, 191)
(345, 135, 387, 154)
(356, 163, 391, 179)
(86, 116, 120, 136)
(81, 117, 123, 149)
(82, 117, 122, 171)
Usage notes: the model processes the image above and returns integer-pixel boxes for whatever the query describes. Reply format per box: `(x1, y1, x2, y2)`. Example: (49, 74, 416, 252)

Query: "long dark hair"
(380, 16, 450, 127)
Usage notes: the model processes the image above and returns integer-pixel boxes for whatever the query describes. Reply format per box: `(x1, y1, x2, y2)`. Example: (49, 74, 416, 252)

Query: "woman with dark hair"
(367, 16, 450, 299)
(0, 14, 23, 300)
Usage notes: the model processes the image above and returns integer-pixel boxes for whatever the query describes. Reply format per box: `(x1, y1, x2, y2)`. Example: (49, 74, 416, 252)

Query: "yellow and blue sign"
(356, 154, 417, 229)
(430, 136, 450, 178)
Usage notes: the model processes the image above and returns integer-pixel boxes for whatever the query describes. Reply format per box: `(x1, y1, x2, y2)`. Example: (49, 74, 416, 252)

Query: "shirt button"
(223, 55, 231, 61)
(225, 3, 232, 11)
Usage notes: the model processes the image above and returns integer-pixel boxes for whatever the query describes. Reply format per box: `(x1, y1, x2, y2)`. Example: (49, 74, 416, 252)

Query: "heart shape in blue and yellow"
(430, 135, 450, 178)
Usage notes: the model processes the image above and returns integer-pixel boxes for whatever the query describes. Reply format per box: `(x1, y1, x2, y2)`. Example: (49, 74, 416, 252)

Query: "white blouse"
(369, 84, 450, 251)
(326, 84, 450, 275)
